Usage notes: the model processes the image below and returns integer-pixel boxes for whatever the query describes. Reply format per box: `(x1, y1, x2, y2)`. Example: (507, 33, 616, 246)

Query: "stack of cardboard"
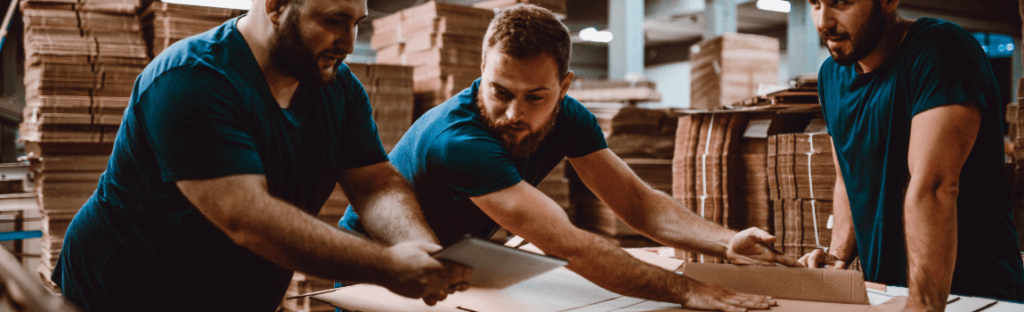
(690, 33, 779, 110)
(567, 80, 662, 105)
(347, 63, 415, 153)
(1007, 89, 1024, 251)
(768, 133, 835, 258)
(370, 1, 493, 118)
(141, 1, 244, 58)
(537, 159, 569, 211)
(471, 0, 567, 19)
(0, 163, 42, 276)
(19, 0, 147, 289)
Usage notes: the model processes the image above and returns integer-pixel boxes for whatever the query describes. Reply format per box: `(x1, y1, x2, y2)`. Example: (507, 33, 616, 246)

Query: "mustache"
(819, 27, 849, 41)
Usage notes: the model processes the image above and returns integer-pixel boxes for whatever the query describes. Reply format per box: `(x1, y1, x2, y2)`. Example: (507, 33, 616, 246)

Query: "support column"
(609, 0, 644, 79)
(704, 0, 737, 39)
(787, 0, 821, 79)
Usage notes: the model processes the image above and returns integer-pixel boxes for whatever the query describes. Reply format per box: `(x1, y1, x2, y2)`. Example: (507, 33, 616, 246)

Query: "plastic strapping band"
(807, 134, 822, 248)
(699, 114, 715, 263)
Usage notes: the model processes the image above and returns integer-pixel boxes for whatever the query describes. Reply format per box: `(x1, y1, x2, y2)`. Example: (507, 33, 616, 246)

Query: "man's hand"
(798, 249, 849, 269)
(725, 228, 803, 267)
(380, 241, 473, 306)
(680, 279, 777, 312)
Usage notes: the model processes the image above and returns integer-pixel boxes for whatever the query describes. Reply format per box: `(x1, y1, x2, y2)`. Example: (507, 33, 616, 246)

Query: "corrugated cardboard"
(680, 262, 870, 304)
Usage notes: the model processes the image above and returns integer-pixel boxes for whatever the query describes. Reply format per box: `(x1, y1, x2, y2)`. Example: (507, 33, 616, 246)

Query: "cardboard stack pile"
(19, 0, 147, 289)
(567, 80, 662, 105)
(571, 107, 674, 246)
(347, 63, 415, 152)
(1007, 90, 1024, 251)
(538, 160, 569, 213)
(767, 133, 835, 258)
(690, 33, 779, 110)
(472, 0, 567, 19)
(142, 0, 245, 58)
(370, 1, 493, 118)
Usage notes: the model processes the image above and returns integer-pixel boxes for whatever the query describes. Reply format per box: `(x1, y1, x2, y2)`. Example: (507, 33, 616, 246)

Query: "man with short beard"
(340, 5, 801, 311)
(796, 0, 1024, 309)
(50, 0, 472, 311)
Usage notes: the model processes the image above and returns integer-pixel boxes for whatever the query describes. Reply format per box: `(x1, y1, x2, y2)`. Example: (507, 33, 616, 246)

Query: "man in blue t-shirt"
(341, 5, 801, 311)
(797, 0, 1024, 309)
(52, 0, 471, 311)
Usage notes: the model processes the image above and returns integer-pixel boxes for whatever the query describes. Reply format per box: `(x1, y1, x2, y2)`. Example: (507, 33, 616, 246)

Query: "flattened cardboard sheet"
(680, 262, 870, 304)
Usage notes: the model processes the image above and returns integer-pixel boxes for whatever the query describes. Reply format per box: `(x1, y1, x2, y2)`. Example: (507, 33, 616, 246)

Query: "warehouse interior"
(0, 0, 1023, 311)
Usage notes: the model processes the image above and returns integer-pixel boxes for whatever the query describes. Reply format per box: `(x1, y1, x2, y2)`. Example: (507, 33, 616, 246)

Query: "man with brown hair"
(340, 4, 801, 311)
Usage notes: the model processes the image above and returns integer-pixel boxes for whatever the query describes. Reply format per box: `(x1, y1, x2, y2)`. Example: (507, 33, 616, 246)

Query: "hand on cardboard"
(725, 228, 803, 267)
(797, 249, 848, 269)
(681, 279, 778, 312)
(381, 241, 474, 306)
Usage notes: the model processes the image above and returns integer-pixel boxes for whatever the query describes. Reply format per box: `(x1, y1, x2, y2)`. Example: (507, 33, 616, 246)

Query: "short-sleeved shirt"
(52, 16, 389, 311)
(338, 79, 608, 246)
(819, 18, 1024, 300)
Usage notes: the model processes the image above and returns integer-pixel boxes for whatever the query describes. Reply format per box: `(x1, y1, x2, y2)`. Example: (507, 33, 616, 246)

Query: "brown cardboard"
(680, 262, 870, 304)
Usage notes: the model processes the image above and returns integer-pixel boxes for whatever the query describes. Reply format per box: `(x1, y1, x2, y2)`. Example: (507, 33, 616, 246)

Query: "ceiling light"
(579, 27, 613, 43)
(162, 0, 251, 10)
(756, 0, 791, 13)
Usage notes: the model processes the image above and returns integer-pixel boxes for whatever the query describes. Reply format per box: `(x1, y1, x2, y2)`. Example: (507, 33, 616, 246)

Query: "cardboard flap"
(680, 263, 870, 305)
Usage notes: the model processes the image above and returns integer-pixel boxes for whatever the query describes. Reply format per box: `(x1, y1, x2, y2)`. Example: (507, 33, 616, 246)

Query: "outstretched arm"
(340, 162, 438, 246)
(471, 181, 775, 311)
(570, 149, 800, 267)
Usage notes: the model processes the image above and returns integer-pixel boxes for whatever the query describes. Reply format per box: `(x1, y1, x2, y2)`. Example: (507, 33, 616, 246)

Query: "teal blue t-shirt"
(339, 79, 608, 246)
(52, 17, 389, 311)
(819, 18, 1023, 300)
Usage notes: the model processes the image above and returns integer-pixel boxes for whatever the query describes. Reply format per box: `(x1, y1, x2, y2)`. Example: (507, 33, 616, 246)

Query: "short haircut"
(482, 4, 572, 78)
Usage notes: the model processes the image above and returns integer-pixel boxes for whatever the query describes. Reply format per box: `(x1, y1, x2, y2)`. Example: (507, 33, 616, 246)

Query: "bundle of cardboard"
(0, 163, 42, 276)
(472, 0, 567, 19)
(690, 33, 779, 110)
(346, 63, 415, 153)
(142, 0, 244, 58)
(767, 133, 835, 258)
(18, 0, 148, 289)
(370, 1, 493, 118)
(567, 80, 662, 105)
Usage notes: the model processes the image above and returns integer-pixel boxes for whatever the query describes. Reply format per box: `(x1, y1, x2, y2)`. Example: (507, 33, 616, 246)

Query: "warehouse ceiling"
(364, 0, 1022, 47)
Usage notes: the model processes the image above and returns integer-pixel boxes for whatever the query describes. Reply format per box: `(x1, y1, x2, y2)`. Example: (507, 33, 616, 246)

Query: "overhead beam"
(899, 5, 1020, 35)
(609, 0, 645, 79)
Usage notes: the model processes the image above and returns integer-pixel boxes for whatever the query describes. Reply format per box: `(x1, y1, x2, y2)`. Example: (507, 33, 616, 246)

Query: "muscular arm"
(176, 173, 464, 301)
(571, 149, 799, 266)
(471, 181, 772, 310)
(903, 103, 980, 311)
(340, 162, 438, 245)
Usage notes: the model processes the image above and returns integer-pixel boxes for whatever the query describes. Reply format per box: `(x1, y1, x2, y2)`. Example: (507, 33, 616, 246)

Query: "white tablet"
(433, 237, 569, 289)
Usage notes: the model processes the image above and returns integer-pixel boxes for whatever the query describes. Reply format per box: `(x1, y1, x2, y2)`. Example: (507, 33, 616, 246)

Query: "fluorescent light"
(1008, 43, 1015, 51)
(756, 0, 791, 13)
(162, 0, 251, 10)
(579, 27, 613, 43)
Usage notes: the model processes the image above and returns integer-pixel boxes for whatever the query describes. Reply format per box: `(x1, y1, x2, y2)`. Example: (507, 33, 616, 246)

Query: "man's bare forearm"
(558, 229, 700, 303)
(828, 180, 857, 263)
(341, 163, 438, 245)
(623, 189, 734, 259)
(904, 179, 958, 311)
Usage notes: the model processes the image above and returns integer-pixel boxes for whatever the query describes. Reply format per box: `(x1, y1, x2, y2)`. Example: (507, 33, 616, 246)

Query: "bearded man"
(51, 0, 472, 311)
(339, 5, 802, 311)
(796, 0, 1024, 309)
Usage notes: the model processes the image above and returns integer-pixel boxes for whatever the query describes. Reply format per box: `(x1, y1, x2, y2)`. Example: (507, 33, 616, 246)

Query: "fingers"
(412, 241, 444, 254)
(799, 249, 825, 268)
(748, 228, 776, 245)
(422, 291, 447, 306)
(774, 253, 804, 267)
(719, 292, 775, 309)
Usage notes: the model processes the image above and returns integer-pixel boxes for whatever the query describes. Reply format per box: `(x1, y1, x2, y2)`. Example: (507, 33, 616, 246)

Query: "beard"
(476, 92, 560, 159)
(821, 1, 886, 66)
(268, 10, 341, 87)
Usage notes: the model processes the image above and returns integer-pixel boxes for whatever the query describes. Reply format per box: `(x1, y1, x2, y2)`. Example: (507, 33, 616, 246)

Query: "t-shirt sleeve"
(336, 65, 389, 169)
(907, 25, 994, 116)
(425, 129, 523, 198)
(138, 66, 263, 182)
(564, 97, 609, 158)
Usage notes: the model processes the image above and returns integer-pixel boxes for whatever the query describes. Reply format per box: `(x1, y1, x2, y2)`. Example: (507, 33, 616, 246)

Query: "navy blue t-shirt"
(819, 18, 1024, 300)
(52, 17, 388, 311)
(339, 79, 608, 246)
